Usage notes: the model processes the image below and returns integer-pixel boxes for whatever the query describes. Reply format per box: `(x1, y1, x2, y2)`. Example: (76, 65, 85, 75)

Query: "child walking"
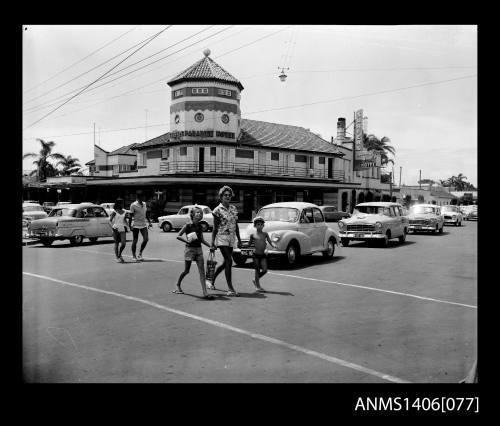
(173, 206, 214, 299)
(109, 198, 128, 263)
(248, 216, 276, 292)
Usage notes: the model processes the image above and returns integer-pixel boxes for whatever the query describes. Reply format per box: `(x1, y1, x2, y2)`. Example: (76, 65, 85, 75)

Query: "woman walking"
(209, 185, 242, 297)
(109, 198, 128, 263)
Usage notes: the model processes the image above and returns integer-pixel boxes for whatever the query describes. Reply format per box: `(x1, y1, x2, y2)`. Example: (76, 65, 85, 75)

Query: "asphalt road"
(22, 221, 477, 383)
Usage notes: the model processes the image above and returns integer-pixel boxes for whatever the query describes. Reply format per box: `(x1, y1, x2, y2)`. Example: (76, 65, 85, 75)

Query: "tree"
(449, 173, 468, 191)
(56, 155, 82, 176)
(418, 179, 435, 185)
(23, 139, 65, 181)
(363, 134, 395, 167)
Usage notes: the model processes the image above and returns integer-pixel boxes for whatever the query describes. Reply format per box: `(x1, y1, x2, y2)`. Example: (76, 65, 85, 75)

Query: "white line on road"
(73, 248, 477, 309)
(23, 271, 410, 383)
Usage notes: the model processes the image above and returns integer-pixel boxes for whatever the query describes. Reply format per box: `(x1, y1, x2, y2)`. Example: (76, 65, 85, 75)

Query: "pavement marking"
(73, 248, 477, 309)
(23, 271, 410, 383)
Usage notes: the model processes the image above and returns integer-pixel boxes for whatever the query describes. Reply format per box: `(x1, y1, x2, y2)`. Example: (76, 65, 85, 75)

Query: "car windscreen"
(23, 206, 43, 212)
(411, 206, 436, 214)
(48, 208, 77, 217)
(178, 208, 189, 215)
(257, 207, 299, 222)
(442, 206, 457, 212)
(354, 206, 391, 216)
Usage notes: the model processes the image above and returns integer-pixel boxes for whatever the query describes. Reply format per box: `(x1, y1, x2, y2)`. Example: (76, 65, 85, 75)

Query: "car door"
(391, 206, 403, 237)
(312, 207, 327, 251)
(93, 206, 113, 236)
(174, 207, 190, 228)
(298, 208, 314, 253)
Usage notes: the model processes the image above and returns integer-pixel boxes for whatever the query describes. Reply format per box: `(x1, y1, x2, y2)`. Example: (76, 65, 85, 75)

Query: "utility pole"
(419, 170, 422, 189)
(389, 171, 393, 198)
(399, 166, 402, 187)
(145, 109, 149, 142)
(93, 123, 96, 146)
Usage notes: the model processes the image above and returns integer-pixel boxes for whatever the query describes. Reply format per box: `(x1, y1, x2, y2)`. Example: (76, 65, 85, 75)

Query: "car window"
(258, 207, 299, 222)
(300, 208, 314, 223)
(179, 208, 189, 215)
(313, 208, 324, 223)
(393, 207, 400, 216)
(93, 207, 107, 217)
(23, 206, 43, 212)
(49, 208, 77, 217)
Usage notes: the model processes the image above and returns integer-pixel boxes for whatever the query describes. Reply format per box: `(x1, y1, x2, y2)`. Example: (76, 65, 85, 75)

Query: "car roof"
(411, 204, 438, 208)
(260, 202, 319, 209)
(52, 202, 101, 210)
(356, 202, 403, 207)
(318, 205, 336, 209)
(180, 205, 210, 209)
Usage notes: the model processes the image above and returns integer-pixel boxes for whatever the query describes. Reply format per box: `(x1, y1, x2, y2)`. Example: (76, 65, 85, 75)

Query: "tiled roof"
(134, 119, 344, 156)
(238, 119, 344, 155)
(108, 143, 139, 156)
(168, 54, 243, 90)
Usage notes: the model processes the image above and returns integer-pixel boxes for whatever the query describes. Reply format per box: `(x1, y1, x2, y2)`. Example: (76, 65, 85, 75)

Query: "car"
(158, 205, 213, 232)
(318, 205, 351, 222)
(56, 201, 72, 206)
(407, 204, 444, 234)
(23, 202, 48, 227)
(463, 205, 478, 221)
(42, 201, 56, 213)
(100, 202, 132, 221)
(27, 203, 113, 246)
(337, 202, 409, 247)
(232, 202, 339, 267)
(440, 205, 463, 226)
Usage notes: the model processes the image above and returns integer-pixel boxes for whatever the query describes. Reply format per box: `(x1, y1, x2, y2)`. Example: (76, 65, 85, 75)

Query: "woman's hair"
(189, 205, 203, 220)
(114, 198, 124, 210)
(218, 185, 234, 199)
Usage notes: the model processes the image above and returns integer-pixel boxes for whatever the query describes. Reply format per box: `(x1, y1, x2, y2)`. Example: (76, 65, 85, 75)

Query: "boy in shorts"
(248, 216, 276, 293)
(173, 206, 214, 299)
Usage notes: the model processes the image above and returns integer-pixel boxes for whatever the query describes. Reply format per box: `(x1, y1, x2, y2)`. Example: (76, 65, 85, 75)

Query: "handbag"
(206, 249, 217, 283)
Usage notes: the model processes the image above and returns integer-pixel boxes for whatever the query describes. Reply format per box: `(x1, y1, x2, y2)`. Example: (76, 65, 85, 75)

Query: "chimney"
(337, 117, 346, 141)
(331, 136, 334, 144)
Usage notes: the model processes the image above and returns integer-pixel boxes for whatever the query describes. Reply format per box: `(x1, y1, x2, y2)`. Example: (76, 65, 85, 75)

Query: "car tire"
(398, 232, 406, 243)
(161, 222, 172, 232)
(41, 237, 54, 247)
(232, 253, 247, 267)
(458, 221, 462, 227)
(322, 238, 335, 258)
(200, 222, 209, 232)
(285, 242, 299, 266)
(341, 238, 349, 247)
(89, 237, 98, 243)
(439, 225, 443, 233)
(70, 235, 84, 245)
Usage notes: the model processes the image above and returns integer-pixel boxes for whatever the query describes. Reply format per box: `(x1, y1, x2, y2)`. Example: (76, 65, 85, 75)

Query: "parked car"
(232, 202, 339, 267)
(318, 205, 351, 222)
(337, 202, 409, 247)
(465, 206, 478, 221)
(440, 205, 463, 226)
(158, 205, 213, 232)
(23, 202, 48, 227)
(42, 201, 56, 213)
(27, 203, 113, 246)
(56, 201, 72, 206)
(407, 204, 444, 234)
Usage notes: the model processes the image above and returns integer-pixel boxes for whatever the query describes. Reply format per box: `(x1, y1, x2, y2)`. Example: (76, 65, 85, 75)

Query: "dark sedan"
(318, 205, 351, 222)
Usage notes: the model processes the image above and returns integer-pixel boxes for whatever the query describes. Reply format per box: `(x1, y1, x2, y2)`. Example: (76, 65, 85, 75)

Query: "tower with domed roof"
(167, 49, 244, 143)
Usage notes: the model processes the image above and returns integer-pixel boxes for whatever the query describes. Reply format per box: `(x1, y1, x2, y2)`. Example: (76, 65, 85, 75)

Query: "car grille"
(410, 219, 429, 225)
(346, 224, 375, 232)
(444, 215, 454, 220)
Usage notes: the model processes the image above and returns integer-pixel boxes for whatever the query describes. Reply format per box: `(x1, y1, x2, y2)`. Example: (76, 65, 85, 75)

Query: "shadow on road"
(342, 240, 417, 249)
(30, 239, 115, 248)
(233, 255, 347, 272)
(409, 231, 451, 236)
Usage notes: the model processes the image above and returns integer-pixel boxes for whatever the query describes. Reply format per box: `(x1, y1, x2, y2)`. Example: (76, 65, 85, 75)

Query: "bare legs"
(253, 257, 268, 290)
(131, 227, 149, 257)
(175, 258, 211, 298)
(113, 230, 126, 260)
(212, 246, 236, 293)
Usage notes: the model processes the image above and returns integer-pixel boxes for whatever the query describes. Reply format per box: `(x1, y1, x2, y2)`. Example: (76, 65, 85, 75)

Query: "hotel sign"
(169, 130, 235, 140)
(354, 109, 364, 152)
(354, 151, 380, 171)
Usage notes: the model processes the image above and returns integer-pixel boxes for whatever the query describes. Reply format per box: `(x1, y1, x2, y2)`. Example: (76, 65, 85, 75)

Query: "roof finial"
(203, 48, 211, 57)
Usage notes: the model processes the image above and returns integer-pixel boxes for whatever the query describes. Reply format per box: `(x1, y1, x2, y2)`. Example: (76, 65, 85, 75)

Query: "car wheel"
(285, 242, 299, 266)
(458, 221, 462, 227)
(341, 238, 349, 247)
(40, 237, 54, 247)
(161, 222, 172, 232)
(380, 231, 390, 247)
(200, 222, 209, 232)
(70, 235, 84, 245)
(322, 238, 335, 258)
(232, 253, 247, 267)
(398, 231, 406, 243)
(89, 237, 98, 243)
(439, 225, 443, 233)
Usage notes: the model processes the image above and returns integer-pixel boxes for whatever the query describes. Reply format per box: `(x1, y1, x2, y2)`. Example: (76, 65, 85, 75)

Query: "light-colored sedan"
(338, 202, 409, 247)
(407, 204, 444, 234)
(23, 202, 48, 227)
(28, 203, 113, 246)
(441, 205, 463, 226)
(158, 205, 213, 232)
(232, 202, 339, 267)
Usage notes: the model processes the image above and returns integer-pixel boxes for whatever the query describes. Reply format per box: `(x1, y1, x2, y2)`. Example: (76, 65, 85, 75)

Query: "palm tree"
(56, 155, 82, 176)
(23, 139, 65, 181)
(450, 173, 468, 191)
(363, 134, 395, 167)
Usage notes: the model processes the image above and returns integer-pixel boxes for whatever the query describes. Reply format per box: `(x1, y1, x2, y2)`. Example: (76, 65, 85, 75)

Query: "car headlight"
(270, 233, 282, 242)
(375, 221, 383, 229)
(338, 221, 345, 230)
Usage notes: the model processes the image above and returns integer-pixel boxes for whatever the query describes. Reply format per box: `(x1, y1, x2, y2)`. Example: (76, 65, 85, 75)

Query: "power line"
(243, 74, 477, 116)
(23, 26, 172, 130)
(23, 27, 168, 107)
(23, 26, 233, 116)
(23, 26, 140, 95)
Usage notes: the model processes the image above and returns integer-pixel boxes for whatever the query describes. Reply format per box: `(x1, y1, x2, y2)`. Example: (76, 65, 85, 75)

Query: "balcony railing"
(159, 161, 345, 181)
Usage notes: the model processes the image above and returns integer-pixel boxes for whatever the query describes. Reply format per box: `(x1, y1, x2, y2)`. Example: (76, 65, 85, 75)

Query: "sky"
(22, 25, 477, 186)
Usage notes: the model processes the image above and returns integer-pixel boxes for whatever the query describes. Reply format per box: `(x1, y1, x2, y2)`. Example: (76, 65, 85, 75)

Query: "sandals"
(172, 289, 184, 294)
(206, 281, 216, 290)
(226, 291, 240, 297)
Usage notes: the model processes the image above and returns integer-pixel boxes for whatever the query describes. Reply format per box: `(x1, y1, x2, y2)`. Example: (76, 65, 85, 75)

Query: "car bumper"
(233, 248, 286, 257)
(409, 225, 436, 231)
(339, 231, 385, 240)
(28, 231, 64, 239)
(443, 219, 459, 224)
